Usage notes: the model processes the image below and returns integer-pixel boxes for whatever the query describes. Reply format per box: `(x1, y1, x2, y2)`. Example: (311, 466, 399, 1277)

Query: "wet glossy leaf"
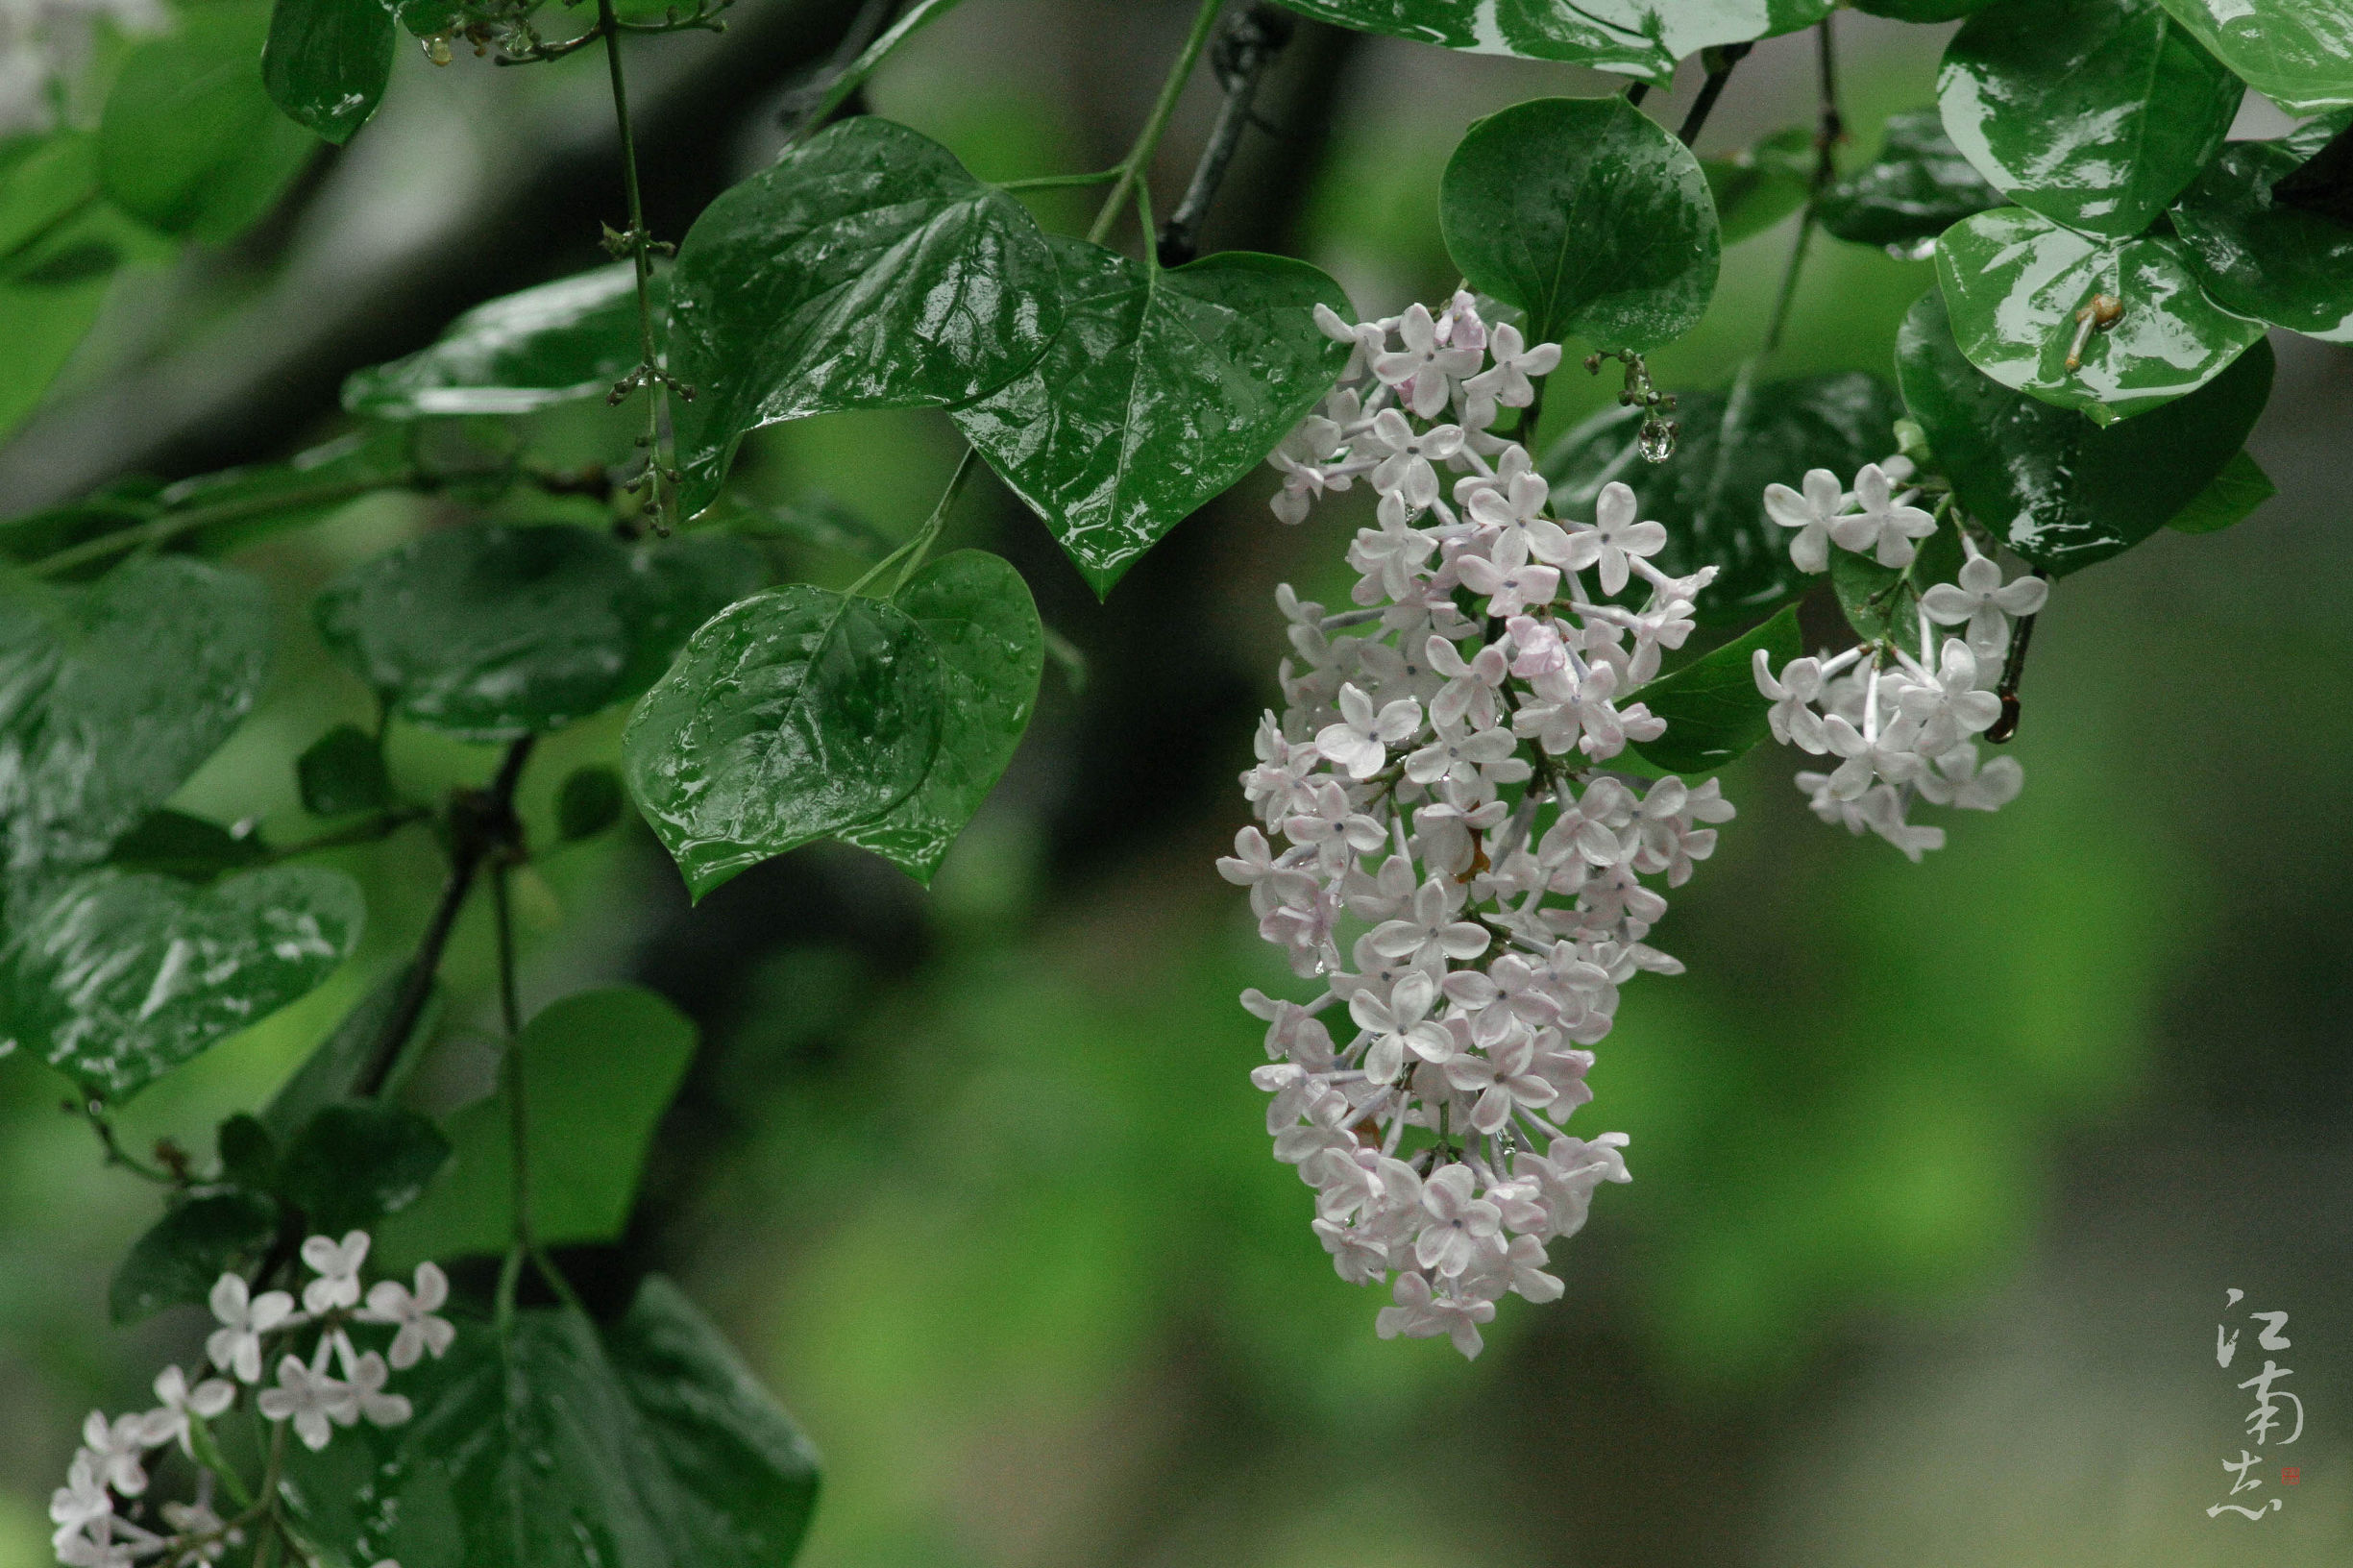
(951, 239, 1349, 594)
(263, 0, 395, 145)
(106, 810, 268, 883)
(2165, 449, 2274, 534)
(315, 526, 760, 742)
(261, 968, 444, 1143)
(100, 0, 318, 242)
(1829, 508, 1965, 644)
(0, 867, 364, 1102)
(376, 988, 695, 1262)
(1703, 128, 1811, 246)
(1442, 95, 1720, 353)
(344, 263, 664, 417)
(1936, 206, 2265, 425)
(2155, 0, 2353, 116)
(1543, 368, 1904, 621)
(623, 585, 944, 899)
(1630, 605, 1802, 774)
(1818, 108, 2004, 255)
(298, 723, 391, 817)
(669, 116, 1062, 517)
(2171, 140, 2353, 344)
(0, 556, 270, 890)
(839, 552, 1042, 884)
(1938, 0, 2240, 239)
(558, 766, 626, 841)
(277, 1101, 450, 1235)
(1262, 1, 1831, 85)
(280, 1277, 821, 1568)
(109, 1190, 282, 1325)
(1895, 287, 2272, 575)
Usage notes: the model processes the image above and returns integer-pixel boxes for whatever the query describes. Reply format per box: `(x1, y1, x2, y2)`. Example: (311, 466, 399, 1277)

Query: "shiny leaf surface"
(1442, 95, 1720, 353)
(951, 239, 1350, 594)
(109, 1190, 281, 1325)
(1262, 1, 1831, 84)
(315, 526, 761, 741)
(1938, 0, 2240, 238)
(2164, 449, 2274, 534)
(100, 0, 318, 241)
(669, 117, 1062, 516)
(0, 556, 270, 891)
(281, 1277, 821, 1568)
(1630, 605, 1802, 774)
(263, 0, 396, 145)
(1818, 108, 2004, 254)
(839, 552, 1043, 884)
(1936, 206, 2265, 425)
(2171, 139, 2353, 343)
(1895, 287, 2271, 575)
(2155, 0, 2353, 115)
(379, 988, 695, 1262)
(0, 867, 363, 1101)
(623, 585, 944, 898)
(1543, 367, 1905, 621)
(343, 263, 663, 417)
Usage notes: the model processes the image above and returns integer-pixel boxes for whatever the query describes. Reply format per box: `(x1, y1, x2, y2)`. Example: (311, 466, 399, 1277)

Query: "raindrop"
(1637, 418, 1679, 463)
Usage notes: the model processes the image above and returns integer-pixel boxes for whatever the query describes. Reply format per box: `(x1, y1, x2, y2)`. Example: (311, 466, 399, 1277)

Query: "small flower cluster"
(0, 0, 163, 135)
(1230, 292, 1730, 1358)
(1754, 462, 2047, 859)
(49, 1231, 449, 1568)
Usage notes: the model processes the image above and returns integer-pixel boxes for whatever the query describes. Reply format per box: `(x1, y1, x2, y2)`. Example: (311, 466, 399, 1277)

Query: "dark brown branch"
(1676, 41, 1750, 148)
(1157, 4, 1295, 267)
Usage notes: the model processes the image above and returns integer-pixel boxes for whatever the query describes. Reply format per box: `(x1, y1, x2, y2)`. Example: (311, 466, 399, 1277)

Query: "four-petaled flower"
(1922, 551, 2048, 657)
(301, 1231, 372, 1313)
(257, 1355, 356, 1453)
(207, 1273, 296, 1385)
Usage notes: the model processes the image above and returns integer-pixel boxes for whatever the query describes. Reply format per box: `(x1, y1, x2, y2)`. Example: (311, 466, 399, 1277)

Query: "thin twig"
(1676, 41, 1749, 148)
(1089, 0, 1230, 248)
(1157, 3, 1293, 266)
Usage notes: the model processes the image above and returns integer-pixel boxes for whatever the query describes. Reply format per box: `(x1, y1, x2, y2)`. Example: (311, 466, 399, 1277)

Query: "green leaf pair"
(623, 551, 1042, 897)
(280, 1278, 821, 1568)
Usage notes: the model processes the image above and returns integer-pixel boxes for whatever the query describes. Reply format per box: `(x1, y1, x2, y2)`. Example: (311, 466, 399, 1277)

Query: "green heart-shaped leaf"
(1938, 0, 2241, 238)
(2155, 0, 2353, 116)
(343, 262, 667, 417)
(2165, 450, 2275, 535)
(100, 0, 318, 242)
(1442, 94, 1720, 353)
(838, 551, 1042, 884)
(377, 988, 694, 1263)
(281, 1277, 821, 1568)
(623, 585, 945, 898)
(1818, 108, 2005, 255)
(952, 239, 1349, 594)
(1896, 287, 2272, 575)
(668, 116, 1063, 517)
(315, 525, 762, 741)
(2171, 140, 2353, 344)
(1630, 604, 1802, 775)
(263, 0, 396, 145)
(0, 556, 270, 892)
(1936, 206, 2265, 425)
(1, 867, 364, 1102)
(1543, 367, 1905, 621)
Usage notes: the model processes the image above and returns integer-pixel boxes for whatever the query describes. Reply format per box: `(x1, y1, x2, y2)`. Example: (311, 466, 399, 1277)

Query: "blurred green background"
(0, 4, 2346, 1565)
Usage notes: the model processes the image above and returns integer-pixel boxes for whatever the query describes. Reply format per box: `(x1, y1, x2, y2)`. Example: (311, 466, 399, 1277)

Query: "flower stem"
(1089, 0, 1228, 247)
(597, 0, 677, 528)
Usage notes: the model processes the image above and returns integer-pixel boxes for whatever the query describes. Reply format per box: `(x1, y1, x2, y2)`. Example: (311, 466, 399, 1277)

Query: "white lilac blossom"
(48, 1230, 446, 1568)
(1232, 292, 1716, 1358)
(1752, 462, 2043, 858)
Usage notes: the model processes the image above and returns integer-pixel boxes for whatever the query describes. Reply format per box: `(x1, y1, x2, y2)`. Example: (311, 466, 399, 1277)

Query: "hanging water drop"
(1638, 418, 1678, 463)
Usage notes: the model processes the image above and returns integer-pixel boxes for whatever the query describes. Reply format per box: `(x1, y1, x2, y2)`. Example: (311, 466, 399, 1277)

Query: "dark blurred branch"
(1156, 3, 1293, 267)
(1676, 41, 1748, 148)
(0, 0, 874, 510)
